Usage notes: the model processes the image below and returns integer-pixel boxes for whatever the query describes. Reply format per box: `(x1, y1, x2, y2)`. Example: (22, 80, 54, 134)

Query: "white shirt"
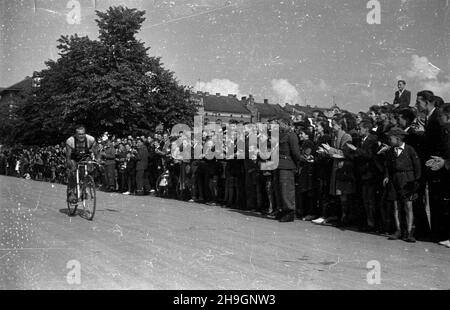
(427, 107, 436, 120)
(395, 142, 405, 157)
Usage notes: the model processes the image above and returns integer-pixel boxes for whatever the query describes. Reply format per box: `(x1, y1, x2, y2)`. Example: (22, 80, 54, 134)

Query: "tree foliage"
(11, 6, 196, 145)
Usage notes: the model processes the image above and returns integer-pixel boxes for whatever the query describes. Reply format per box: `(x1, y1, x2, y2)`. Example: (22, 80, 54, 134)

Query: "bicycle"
(67, 156, 102, 221)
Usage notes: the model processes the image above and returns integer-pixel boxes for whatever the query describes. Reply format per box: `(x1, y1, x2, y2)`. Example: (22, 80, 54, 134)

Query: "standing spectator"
(101, 139, 117, 192)
(393, 80, 411, 109)
(296, 134, 316, 221)
(328, 116, 355, 227)
(123, 144, 137, 195)
(398, 108, 430, 240)
(0, 151, 6, 175)
(384, 128, 422, 243)
(416, 91, 446, 242)
(347, 120, 379, 231)
(116, 143, 127, 193)
(273, 118, 302, 223)
(426, 103, 450, 247)
(135, 138, 149, 196)
(312, 121, 333, 225)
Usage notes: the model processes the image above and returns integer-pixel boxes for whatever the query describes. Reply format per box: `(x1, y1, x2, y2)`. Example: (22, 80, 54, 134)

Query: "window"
(32, 77, 42, 88)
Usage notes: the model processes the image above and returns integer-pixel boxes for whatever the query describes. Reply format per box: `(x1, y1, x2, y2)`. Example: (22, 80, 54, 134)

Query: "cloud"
(271, 79, 299, 105)
(304, 79, 330, 92)
(422, 80, 450, 100)
(406, 55, 441, 80)
(406, 55, 450, 100)
(194, 78, 241, 97)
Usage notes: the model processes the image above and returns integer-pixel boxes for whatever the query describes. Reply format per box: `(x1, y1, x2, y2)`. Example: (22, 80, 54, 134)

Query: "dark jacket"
(443, 123, 450, 162)
(393, 90, 411, 108)
(277, 129, 302, 170)
(314, 133, 333, 181)
(404, 127, 425, 161)
(135, 145, 149, 171)
(125, 155, 136, 172)
(101, 145, 116, 166)
(352, 133, 380, 181)
(424, 108, 444, 158)
(385, 144, 422, 200)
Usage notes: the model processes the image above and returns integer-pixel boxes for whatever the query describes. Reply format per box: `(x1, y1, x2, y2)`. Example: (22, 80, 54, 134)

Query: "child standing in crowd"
(384, 128, 422, 243)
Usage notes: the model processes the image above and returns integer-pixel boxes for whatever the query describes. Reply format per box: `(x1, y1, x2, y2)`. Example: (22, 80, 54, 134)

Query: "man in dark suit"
(417, 91, 446, 242)
(273, 118, 302, 222)
(347, 120, 380, 231)
(393, 80, 411, 109)
(135, 138, 149, 195)
(426, 103, 450, 247)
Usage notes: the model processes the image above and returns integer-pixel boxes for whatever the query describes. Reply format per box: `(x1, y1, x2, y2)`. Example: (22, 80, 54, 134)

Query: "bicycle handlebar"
(77, 158, 104, 166)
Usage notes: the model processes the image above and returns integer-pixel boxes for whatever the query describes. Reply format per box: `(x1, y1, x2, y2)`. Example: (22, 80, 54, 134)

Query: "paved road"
(0, 175, 449, 290)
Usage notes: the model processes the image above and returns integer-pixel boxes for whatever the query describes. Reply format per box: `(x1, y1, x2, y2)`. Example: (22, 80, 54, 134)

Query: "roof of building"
(254, 102, 291, 120)
(0, 77, 32, 96)
(194, 93, 252, 115)
(284, 104, 332, 117)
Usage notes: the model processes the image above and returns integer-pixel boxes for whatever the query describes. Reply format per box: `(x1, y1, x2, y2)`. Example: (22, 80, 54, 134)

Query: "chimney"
(264, 99, 269, 104)
(248, 95, 255, 105)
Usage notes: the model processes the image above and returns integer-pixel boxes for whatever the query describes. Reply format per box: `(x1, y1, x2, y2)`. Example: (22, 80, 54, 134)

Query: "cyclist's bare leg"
(67, 160, 78, 202)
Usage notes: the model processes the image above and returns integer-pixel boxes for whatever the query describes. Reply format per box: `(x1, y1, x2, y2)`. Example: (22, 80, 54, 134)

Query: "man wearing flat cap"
(383, 127, 421, 243)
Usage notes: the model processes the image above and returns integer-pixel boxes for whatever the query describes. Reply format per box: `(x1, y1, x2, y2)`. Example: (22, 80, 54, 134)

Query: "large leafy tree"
(13, 6, 196, 145)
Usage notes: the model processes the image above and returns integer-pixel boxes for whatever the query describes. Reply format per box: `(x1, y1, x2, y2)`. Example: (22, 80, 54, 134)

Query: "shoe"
(388, 231, 402, 240)
(325, 216, 338, 223)
(312, 217, 325, 224)
(274, 211, 285, 220)
(279, 212, 295, 223)
(123, 192, 130, 195)
(438, 240, 450, 247)
(304, 215, 317, 221)
(67, 193, 77, 204)
(404, 236, 416, 243)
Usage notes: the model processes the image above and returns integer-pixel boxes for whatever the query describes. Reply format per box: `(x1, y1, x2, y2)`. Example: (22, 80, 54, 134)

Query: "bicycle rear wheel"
(80, 175, 96, 221)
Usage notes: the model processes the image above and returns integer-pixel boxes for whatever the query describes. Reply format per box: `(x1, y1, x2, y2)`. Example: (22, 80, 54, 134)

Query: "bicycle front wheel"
(67, 188, 78, 216)
(80, 175, 96, 221)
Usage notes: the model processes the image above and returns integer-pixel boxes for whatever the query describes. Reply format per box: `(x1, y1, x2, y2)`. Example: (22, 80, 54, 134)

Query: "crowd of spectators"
(1, 86, 449, 248)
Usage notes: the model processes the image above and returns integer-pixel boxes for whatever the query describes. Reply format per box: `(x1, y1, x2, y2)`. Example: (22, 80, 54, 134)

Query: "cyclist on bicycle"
(66, 125, 99, 204)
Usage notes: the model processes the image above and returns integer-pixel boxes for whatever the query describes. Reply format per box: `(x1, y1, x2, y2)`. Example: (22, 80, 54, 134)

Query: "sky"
(0, 0, 449, 112)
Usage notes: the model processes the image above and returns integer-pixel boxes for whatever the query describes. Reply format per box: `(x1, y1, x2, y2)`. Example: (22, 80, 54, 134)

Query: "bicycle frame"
(75, 162, 89, 207)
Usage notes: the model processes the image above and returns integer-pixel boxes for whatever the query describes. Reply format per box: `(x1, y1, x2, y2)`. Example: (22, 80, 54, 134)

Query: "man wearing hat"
(383, 127, 422, 242)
